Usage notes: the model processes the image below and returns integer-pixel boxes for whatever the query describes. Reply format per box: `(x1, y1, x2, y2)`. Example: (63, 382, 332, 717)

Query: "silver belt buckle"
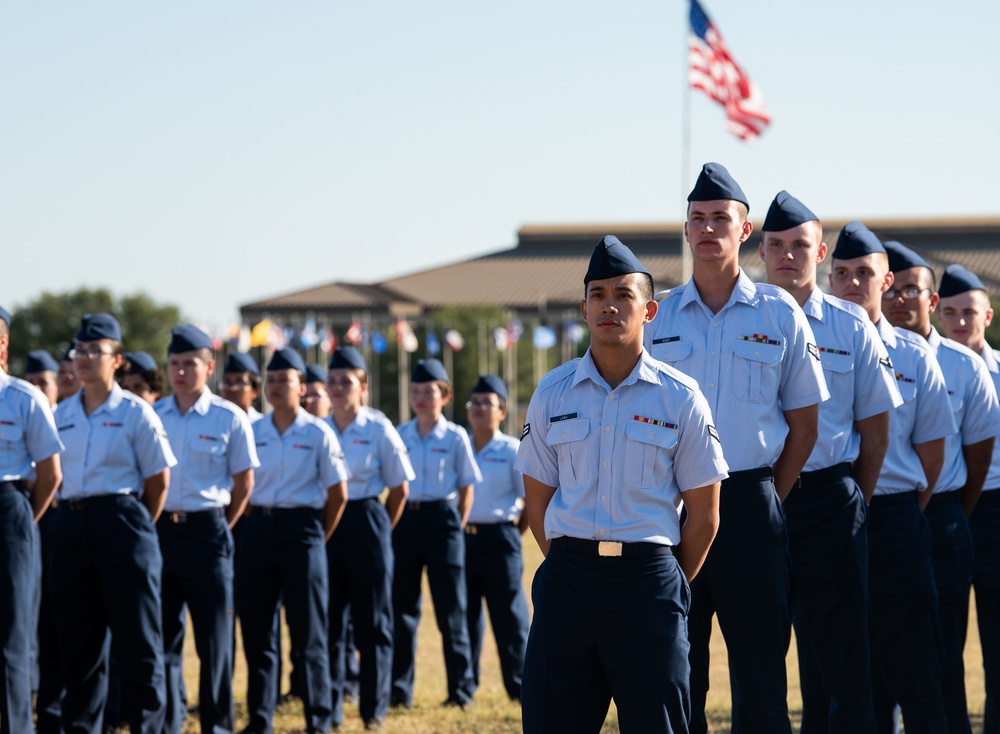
(598, 541, 623, 557)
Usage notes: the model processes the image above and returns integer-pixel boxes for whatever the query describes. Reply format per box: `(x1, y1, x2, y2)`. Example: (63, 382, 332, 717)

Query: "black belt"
(406, 499, 447, 510)
(550, 536, 673, 559)
(869, 490, 918, 508)
(794, 462, 853, 490)
(465, 521, 516, 535)
(160, 507, 226, 524)
(62, 493, 136, 511)
(722, 466, 773, 489)
(0, 480, 28, 497)
(347, 496, 380, 505)
(927, 490, 961, 507)
(246, 505, 319, 517)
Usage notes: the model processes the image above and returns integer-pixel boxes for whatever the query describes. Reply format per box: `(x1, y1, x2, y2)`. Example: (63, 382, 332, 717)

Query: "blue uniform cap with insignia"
(883, 240, 930, 273)
(762, 190, 818, 232)
(76, 313, 122, 342)
(688, 162, 750, 211)
(224, 352, 259, 376)
(328, 346, 366, 373)
(939, 264, 987, 298)
(471, 374, 507, 401)
(831, 221, 885, 260)
(305, 364, 327, 384)
(412, 358, 449, 384)
(168, 324, 213, 354)
(125, 351, 158, 374)
(26, 350, 59, 374)
(584, 235, 651, 284)
(0, 305, 10, 327)
(61, 340, 76, 362)
(267, 347, 306, 374)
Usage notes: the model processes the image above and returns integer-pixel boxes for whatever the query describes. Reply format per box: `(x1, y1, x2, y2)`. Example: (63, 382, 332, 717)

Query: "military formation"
(1, 162, 999, 734)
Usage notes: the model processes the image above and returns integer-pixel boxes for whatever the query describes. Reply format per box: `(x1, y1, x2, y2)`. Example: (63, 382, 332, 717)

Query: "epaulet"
(655, 286, 683, 303)
(755, 282, 800, 309)
(893, 327, 930, 349)
(823, 293, 869, 322)
(940, 336, 982, 363)
(535, 359, 580, 392)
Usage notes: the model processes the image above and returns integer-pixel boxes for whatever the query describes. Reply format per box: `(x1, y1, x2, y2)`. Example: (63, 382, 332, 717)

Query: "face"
(684, 200, 753, 266)
(466, 392, 506, 432)
(168, 351, 214, 399)
(220, 371, 259, 412)
(760, 221, 826, 292)
(328, 368, 366, 414)
(938, 290, 993, 351)
(122, 373, 159, 405)
(410, 381, 448, 419)
(829, 254, 893, 318)
(580, 273, 656, 348)
(265, 369, 305, 411)
(883, 267, 936, 333)
(303, 381, 331, 418)
(26, 371, 59, 408)
(71, 339, 123, 384)
(57, 361, 79, 400)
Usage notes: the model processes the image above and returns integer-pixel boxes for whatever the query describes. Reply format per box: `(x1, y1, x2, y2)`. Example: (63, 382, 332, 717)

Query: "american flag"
(688, 0, 771, 142)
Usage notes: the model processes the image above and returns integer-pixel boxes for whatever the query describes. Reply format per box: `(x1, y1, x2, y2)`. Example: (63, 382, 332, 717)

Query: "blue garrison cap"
(471, 374, 507, 401)
(688, 162, 750, 211)
(125, 351, 158, 374)
(762, 190, 819, 232)
(831, 221, 885, 260)
(26, 350, 59, 374)
(61, 341, 76, 362)
(305, 364, 327, 384)
(328, 346, 366, 372)
(412, 358, 449, 384)
(939, 264, 988, 299)
(168, 324, 213, 353)
(0, 306, 9, 327)
(584, 235, 651, 284)
(883, 241, 930, 273)
(224, 352, 259, 375)
(76, 313, 122, 342)
(267, 347, 306, 374)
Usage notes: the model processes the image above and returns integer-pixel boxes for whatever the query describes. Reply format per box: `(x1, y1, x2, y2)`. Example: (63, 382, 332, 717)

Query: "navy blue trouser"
(464, 521, 528, 701)
(867, 491, 947, 734)
(391, 500, 475, 706)
(925, 491, 974, 734)
(971, 489, 1000, 733)
(784, 464, 874, 734)
(157, 509, 235, 734)
(523, 538, 690, 734)
(687, 469, 791, 734)
(326, 497, 394, 725)
(47, 493, 167, 734)
(0, 483, 35, 734)
(36, 505, 64, 734)
(235, 507, 331, 734)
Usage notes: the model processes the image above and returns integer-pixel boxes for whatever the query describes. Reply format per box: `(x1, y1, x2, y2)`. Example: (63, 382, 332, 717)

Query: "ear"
(758, 241, 766, 261)
(881, 270, 895, 294)
(644, 299, 659, 324)
(740, 219, 753, 244)
(815, 242, 828, 264)
(986, 308, 995, 329)
(928, 292, 940, 313)
(580, 299, 587, 320)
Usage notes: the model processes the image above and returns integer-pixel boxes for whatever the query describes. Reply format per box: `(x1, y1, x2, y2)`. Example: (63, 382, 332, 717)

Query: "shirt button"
(599, 527, 606, 535)
(649, 433, 655, 439)
(603, 460, 608, 467)
(755, 351, 760, 356)
(605, 426, 611, 433)
(711, 351, 717, 357)
(562, 432, 568, 438)
(609, 394, 615, 400)
(709, 382, 715, 388)
(713, 322, 719, 327)
(601, 495, 607, 502)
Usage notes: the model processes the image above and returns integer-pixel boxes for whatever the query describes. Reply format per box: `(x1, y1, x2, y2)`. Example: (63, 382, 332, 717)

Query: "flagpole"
(681, 0, 692, 284)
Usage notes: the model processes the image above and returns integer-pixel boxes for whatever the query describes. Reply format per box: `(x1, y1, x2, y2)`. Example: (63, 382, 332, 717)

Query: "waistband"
(159, 507, 226, 524)
(465, 520, 517, 535)
(61, 493, 138, 511)
(550, 536, 673, 559)
(794, 462, 853, 490)
(927, 490, 960, 507)
(721, 466, 773, 489)
(0, 480, 28, 497)
(405, 499, 448, 510)
(869, 490, 917, 508)
(347, 496, 380, 505)
(246, 505, 320, 517)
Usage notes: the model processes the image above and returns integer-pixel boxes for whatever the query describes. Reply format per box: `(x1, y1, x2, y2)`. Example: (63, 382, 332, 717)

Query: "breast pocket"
(820, 351, 853, 399)
(732, 339, 784, 404)
(650, 340, 693, 368)
(545, 419, 591, 487)
(0, 423, 25, 455)
(948, 391, 964, 421)
(190, 441, 226, 477)
(896, 379, 918, 403)
(624, 421, 678, 488)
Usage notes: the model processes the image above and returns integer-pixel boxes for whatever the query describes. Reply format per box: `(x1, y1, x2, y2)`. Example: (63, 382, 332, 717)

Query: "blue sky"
(3, 1, 997, 333)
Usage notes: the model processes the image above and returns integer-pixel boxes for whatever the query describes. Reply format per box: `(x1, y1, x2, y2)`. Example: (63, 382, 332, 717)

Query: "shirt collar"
(571, 348, 664, 392)
(874, 316, 897, 348)
(82, 382, 125, 417)
(678, 269, 759, 312)
(926, 327, 943, 351)
(981, 346, 1000, 373)
(0, 370, 10, 391)
(802, 287, 825, 321)
(162, 388, 213, 417)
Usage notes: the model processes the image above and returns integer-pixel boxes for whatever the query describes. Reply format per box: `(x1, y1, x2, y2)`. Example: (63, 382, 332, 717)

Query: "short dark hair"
(584, 272, 654, 301)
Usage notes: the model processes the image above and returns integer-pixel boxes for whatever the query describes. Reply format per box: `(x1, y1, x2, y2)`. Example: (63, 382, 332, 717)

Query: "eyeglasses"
(882, 287, 932, 300)
(304, 392, 329, 401)
(219, 380, 250, 390)
(70, 347, 115, 359)
(466, 400, 499, 410)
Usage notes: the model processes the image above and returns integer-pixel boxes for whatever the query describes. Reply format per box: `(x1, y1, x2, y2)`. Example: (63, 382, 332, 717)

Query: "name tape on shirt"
(292, 443, 313, 450)
(633, 415, 678, 429)
(549, 412, 578, 423)
(198, 434, 219, 442)
(0, 419, 15, 426)
(652, 336, 681, 345)
(102, 422, 124, 428)
(740, 334, 782, 346)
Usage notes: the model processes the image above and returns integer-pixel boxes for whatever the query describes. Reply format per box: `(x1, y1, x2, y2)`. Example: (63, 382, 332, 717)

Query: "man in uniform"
(0, 306, 63, 734)
(828, 223, 956, 733)
(154, 325, 259, 734)
(936, 264, 1000, 732)
(881, 242, 999, 734)
(517, 236, 726, 733)
(645, 164, 828, 733)
(759, 192, 900, 733)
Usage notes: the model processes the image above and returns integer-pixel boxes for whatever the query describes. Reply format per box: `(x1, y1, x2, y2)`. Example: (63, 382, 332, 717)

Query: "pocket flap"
(651, 340, 692, 362)
(546, 419, 590, 445)
(819, 351, 853, 374)
(625, 419, 678, 450)
(733, 338, 784, 365)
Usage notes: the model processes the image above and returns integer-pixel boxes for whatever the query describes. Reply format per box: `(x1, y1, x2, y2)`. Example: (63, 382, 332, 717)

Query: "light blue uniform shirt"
(397, 415, 481, 502)
(326, 407, 414, 500)
(55, 383, 177, 499)
(251, 409, 349, 509)
(515, 349, 729, 546)
(247, 406, 264, 424)
(644, 271, 829, 472)
(925, 329, 1000, 494)
(873, 318, 957, 495)
(801, 288, 902, 472)
(0, 371, 63, 481)
(154, 389, 260, 512)
(468, 431, 523, 525)
(979, 346, 1000, 492)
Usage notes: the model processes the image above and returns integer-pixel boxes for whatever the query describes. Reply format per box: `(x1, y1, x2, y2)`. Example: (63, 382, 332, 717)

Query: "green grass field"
(166, 538, 988, 733)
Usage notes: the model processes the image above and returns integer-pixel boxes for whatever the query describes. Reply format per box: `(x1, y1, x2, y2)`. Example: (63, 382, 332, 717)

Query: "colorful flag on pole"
(345, 319, 363, 345)
(444, 329, 465, 352)
(250, 319, 272, 348)
(533, 325, 557, 350)
(426, 330, 441, 356)
(396, 318, 419, 353)
(688, 0, 771, 142)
